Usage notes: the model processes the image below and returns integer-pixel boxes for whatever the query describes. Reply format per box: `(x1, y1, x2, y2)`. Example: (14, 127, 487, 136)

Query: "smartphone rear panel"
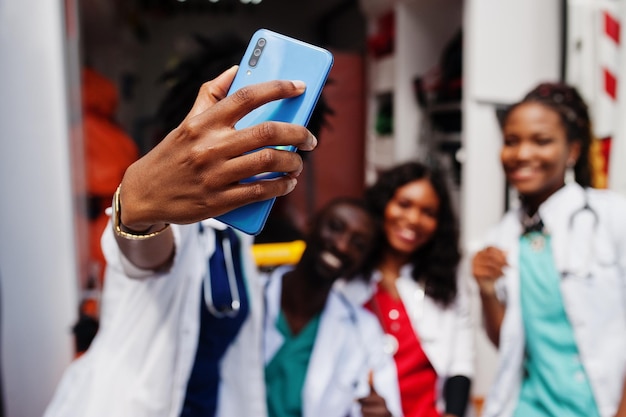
(215, 29, 333, 235)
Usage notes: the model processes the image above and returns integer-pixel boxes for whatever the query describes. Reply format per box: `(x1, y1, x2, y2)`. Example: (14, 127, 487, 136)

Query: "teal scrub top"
(265, 311, 321, 417)
(513, 232, 600, 417)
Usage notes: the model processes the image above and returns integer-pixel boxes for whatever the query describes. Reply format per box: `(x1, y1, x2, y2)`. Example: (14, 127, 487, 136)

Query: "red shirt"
(367, 286, 440, 417)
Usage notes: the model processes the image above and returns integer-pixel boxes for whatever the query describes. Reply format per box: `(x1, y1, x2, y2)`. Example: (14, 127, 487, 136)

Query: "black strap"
(444, 375, 471, 417)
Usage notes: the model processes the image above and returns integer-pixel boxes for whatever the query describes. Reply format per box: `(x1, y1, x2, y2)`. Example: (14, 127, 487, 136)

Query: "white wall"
(462, 0, 562, 401)
(0, 1, 81, 415)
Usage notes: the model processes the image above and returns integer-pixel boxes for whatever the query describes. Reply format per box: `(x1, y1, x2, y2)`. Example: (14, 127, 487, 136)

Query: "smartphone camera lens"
(248, 38, 266, 68)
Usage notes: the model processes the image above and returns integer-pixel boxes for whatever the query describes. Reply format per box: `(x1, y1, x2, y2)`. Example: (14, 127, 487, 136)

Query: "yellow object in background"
(252, 240, 306, 267)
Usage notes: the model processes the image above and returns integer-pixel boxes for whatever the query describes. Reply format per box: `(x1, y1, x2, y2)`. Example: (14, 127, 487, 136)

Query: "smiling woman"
(337, 161, 474, 417)
(381, 178, 440, 259)
(499, 83, 592, 214)
(472, 82, 626, 417)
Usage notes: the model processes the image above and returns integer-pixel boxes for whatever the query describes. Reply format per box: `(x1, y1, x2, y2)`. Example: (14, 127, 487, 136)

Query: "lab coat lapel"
(395, 272, 448, 373)
(303, 291, 353, 417)
(539, 183, 586, 274)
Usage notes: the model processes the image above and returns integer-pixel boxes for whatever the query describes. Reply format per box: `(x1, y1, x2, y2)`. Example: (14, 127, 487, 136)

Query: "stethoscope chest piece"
(528, 233, 546, 252)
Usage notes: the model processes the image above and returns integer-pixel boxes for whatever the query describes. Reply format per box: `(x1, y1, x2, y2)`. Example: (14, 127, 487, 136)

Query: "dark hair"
(306, 196, 383, 279)
(502, 82, 593, 187)
(364, 161, 460, 306)
(154, 32, 247, 141)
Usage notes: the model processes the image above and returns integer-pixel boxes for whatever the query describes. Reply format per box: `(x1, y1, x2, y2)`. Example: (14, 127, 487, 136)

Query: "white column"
(462, 0, 562, 402)
(0, 1, 81, 415)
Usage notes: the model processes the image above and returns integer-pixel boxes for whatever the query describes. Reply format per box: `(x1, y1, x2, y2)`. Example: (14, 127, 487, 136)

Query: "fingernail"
(308, 133, 318, 149)
(292, 80, 306, 90)
(284, 178, 297, 195)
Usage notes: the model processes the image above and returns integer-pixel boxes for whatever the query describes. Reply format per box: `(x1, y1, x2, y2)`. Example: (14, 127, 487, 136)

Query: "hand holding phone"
(215, 29, 334, 235)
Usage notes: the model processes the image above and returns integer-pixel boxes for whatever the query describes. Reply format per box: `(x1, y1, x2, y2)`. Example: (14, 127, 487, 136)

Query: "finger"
(214, 121, 317, 160)
(482, 264, 505, 279)
(494, 251, 509, 267)
(368, 370, 376, 393)
(208, 79, 307, 128)
(210, 177, 300, 215)
(358, 394, 382, 405)
(474, 249, 507, 272)
(474, 260, 505, 279)
(485, 246, 508, 265)
(472, 255, 493, 275)
(158, 176, 300, 226)
(472, 263, 496, 281)
(212, 147, 304, 186)
(185, 66, 239, 121)
(358, 395, 389, 417)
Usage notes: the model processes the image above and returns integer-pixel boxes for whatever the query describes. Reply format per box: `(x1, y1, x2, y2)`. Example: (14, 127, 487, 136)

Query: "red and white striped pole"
(565, 0, 622, 190)
(595, 3, 620, 189)
(609, 1, 626, 195)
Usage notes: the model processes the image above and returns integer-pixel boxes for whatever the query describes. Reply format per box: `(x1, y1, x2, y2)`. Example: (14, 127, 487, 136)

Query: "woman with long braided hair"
(473, 82, 626, 417)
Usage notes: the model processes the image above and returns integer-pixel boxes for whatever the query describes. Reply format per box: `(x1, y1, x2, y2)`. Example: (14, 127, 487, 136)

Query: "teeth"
(398, 229, 416, 240)
(513, 167, 535, 177)
(320, 251, 342, 269)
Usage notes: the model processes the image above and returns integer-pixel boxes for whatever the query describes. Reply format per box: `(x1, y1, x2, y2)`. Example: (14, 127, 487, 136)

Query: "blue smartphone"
(215, 29, 334, 235)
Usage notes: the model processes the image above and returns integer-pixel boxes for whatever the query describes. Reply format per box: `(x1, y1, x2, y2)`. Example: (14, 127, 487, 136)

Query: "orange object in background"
(472, 396, 484, 416)
(591, 136, 611, 189)
(82, 67, 139, 284)
(74, 67, 139, 357)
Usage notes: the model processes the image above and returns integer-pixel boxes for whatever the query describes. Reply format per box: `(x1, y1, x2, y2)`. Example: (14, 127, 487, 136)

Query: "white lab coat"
(335, 266, 475, 414)
(264, 265, 403, 417)
(480, 183, 626, 417)
(44, 219, 267, 417)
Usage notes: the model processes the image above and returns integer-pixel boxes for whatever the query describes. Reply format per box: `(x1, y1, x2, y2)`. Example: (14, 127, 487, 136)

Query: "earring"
(565, 161, 576, 184)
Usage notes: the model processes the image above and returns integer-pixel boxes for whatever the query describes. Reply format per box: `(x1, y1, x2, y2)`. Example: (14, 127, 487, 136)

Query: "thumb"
(368, 370, 377, 394)
(184, 65, 238, 121)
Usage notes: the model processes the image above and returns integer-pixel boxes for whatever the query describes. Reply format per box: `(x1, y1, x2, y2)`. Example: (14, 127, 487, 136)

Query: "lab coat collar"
(265, 266, 363, 417)
(536, 183, 586, 272)
(537, 183, 586, 233)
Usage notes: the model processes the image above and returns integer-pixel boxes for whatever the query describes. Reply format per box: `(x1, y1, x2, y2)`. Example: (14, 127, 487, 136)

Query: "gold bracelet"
(112, 185, 170, 241)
